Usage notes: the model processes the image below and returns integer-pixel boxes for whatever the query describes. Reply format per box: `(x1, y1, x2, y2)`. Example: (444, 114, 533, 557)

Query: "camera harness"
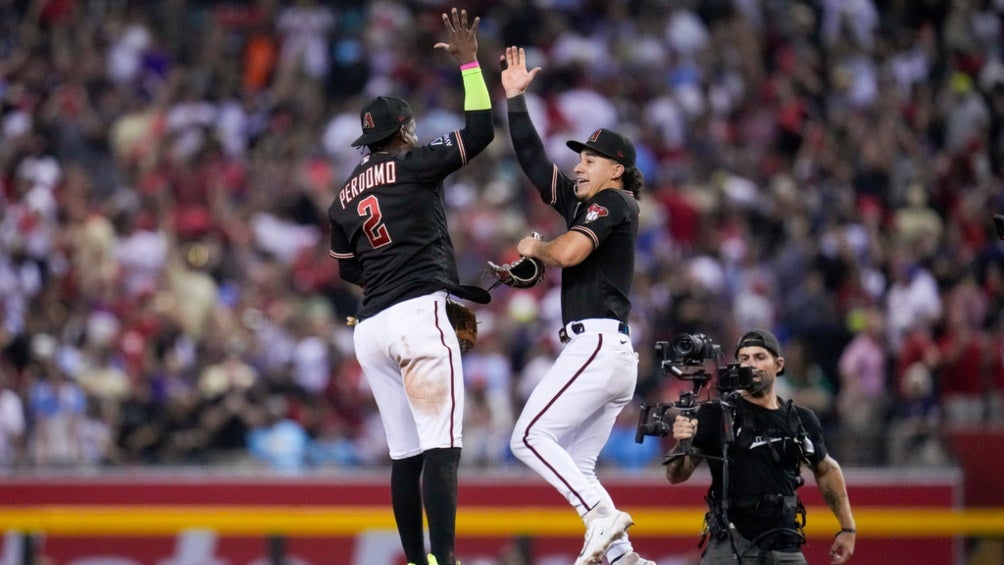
(700, 395, 812, 564)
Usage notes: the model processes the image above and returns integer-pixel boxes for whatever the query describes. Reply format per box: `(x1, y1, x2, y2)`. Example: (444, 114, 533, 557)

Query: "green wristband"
(461, 64, 491, 111)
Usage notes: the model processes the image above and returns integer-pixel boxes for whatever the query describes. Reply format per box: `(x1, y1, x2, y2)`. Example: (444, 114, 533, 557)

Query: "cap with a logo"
(566, 128, 636, 167)
(735, 329, 784, 375)
(351, 96, 414, 148)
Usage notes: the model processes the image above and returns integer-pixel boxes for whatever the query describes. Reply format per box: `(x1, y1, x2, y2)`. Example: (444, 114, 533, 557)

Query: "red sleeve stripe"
(329, 250, 354, 259)
(570, 226, 598, 248)
(455, 130, 468, 165)
(549, 165, 559, 205)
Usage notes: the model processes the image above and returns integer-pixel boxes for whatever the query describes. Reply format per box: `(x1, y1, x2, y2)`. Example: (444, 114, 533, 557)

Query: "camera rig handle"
(669, 390, 697, 456)
(634, 402, 671, 443)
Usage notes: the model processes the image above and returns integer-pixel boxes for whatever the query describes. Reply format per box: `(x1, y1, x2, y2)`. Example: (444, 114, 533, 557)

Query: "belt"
(558, 319, 630, 344)
(730, 495, 799, 511)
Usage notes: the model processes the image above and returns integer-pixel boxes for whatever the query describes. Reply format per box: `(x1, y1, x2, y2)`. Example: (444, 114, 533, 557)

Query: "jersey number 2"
(358, 195, 392, 249)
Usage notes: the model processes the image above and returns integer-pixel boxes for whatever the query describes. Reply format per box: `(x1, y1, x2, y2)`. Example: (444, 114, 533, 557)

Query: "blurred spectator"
(115, 375, 166, 464)
(0, 362, 26, 467)
(76, 345, 130, 408)
(288, 298, 335, 395)
(894, 320, 941, 401)
(25, 336, 87, 466)
(77, 396, 118, 467)
(935, 303, 990, 426)
(275, 0, 335, 83)
(197, 337, 266, 459)
(836, 306, 889, 465)
(885, 245, 942, 354)
(886, 362, 949, 467)
(774, 337, 834, 431)
(247, 394, 308, 473)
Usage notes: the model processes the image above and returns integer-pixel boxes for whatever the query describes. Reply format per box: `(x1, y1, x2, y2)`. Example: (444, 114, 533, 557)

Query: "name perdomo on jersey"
(338, 161, 398, 210)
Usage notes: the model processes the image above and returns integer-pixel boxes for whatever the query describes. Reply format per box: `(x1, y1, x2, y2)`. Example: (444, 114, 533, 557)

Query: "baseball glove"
(487, 233, 547, 289)
(446, 298, 477, 353)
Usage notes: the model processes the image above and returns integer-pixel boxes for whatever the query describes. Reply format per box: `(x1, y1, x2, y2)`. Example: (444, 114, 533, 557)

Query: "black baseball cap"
(351, 96, 414, 148)
(735, 329, 784, 375)
(566, 128, 636, 167)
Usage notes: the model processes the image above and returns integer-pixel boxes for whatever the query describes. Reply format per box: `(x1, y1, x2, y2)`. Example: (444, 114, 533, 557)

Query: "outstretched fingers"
(506, 46, 522, 70)
(435, 7, 479, 57)
(443, 7, 477, 34)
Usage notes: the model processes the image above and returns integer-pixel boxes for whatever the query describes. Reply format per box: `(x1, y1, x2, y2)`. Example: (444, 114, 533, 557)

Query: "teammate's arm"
(501, 46, 576, 209)
(338, 258, 364, 287)
(432, 8, 493, 164)
(328, 214, 364, 287)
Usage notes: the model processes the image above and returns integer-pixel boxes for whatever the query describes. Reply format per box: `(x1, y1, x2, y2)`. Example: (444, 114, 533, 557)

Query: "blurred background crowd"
(1, 0, 1003, 474)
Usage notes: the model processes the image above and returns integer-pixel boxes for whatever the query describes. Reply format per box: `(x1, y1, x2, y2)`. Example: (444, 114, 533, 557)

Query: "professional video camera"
(634, 333, 756, 444)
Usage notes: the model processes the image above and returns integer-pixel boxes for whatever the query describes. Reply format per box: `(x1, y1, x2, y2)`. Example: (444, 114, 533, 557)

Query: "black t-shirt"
(691, 396, 827, 546)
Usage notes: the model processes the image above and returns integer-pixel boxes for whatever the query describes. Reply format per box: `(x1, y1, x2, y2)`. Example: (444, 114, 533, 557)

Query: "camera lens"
(671, 334, 705, 358)
(671, 335, 694, 357)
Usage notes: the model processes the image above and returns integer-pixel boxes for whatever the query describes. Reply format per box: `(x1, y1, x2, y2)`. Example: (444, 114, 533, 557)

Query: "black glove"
(487, 233, 546, 289)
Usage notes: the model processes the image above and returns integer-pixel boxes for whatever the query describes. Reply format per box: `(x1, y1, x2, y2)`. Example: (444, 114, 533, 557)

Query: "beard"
(746, 380, 769, 397)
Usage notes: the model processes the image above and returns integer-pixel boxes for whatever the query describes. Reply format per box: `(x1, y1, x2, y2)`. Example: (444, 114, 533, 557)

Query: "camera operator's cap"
(566, 128, 636, 167)
(351, 96, 413, 147)
(735, 329, 784, 375)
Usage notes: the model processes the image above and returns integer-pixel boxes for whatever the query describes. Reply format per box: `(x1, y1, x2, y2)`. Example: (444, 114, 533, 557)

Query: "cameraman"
(665, 329, 857, 564)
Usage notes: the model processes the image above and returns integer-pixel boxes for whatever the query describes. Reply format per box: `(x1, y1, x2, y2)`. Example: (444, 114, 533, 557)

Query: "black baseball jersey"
(328, 110, 493, 319)
(507, 100, 639, 325)
(690, 397, 827, 543)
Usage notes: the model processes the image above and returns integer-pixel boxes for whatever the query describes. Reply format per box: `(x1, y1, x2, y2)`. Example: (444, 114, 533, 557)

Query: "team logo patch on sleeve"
(585, 203, 609, 223)
(431, 134, 455, 147)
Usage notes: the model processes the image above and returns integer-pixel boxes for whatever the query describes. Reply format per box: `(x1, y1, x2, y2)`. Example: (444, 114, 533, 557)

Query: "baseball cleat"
(611, 551, 656, 565)
(575, 510, 634, 565)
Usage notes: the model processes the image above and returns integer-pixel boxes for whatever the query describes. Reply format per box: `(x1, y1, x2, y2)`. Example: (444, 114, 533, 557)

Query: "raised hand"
(434, 7, 480, 65)
(500, 45, 542, 98)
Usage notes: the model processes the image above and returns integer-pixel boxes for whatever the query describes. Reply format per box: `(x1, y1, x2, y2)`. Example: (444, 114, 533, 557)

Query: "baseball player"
(327, 9, 493, 565)
(499, 46, 654, 565)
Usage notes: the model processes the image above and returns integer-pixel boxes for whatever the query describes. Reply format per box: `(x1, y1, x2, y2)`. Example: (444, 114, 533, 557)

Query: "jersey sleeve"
(328, 210, 353, 260)
(406, 109, 494, 182)
(506, 95, 578, 214)
(328, 211, 364, 286)
(569, 189, 632, 249)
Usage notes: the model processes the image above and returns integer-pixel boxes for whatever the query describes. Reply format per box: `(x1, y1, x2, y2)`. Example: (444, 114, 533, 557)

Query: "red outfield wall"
(0, 469, 965, 564)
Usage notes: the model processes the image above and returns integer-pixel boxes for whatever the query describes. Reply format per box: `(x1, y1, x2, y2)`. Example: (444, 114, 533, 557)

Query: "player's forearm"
(461, 62, 491, 111)
(519, 231, 589, 268)
(453, 60, 494, 159)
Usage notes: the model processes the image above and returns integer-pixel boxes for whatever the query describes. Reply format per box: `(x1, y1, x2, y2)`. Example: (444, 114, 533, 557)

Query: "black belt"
(558, 321, 631, 344)
(730, 495, 799, 511)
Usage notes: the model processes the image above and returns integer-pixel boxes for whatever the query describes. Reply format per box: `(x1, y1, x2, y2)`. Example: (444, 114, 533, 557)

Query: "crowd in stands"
(1, 0, 1003, 473)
